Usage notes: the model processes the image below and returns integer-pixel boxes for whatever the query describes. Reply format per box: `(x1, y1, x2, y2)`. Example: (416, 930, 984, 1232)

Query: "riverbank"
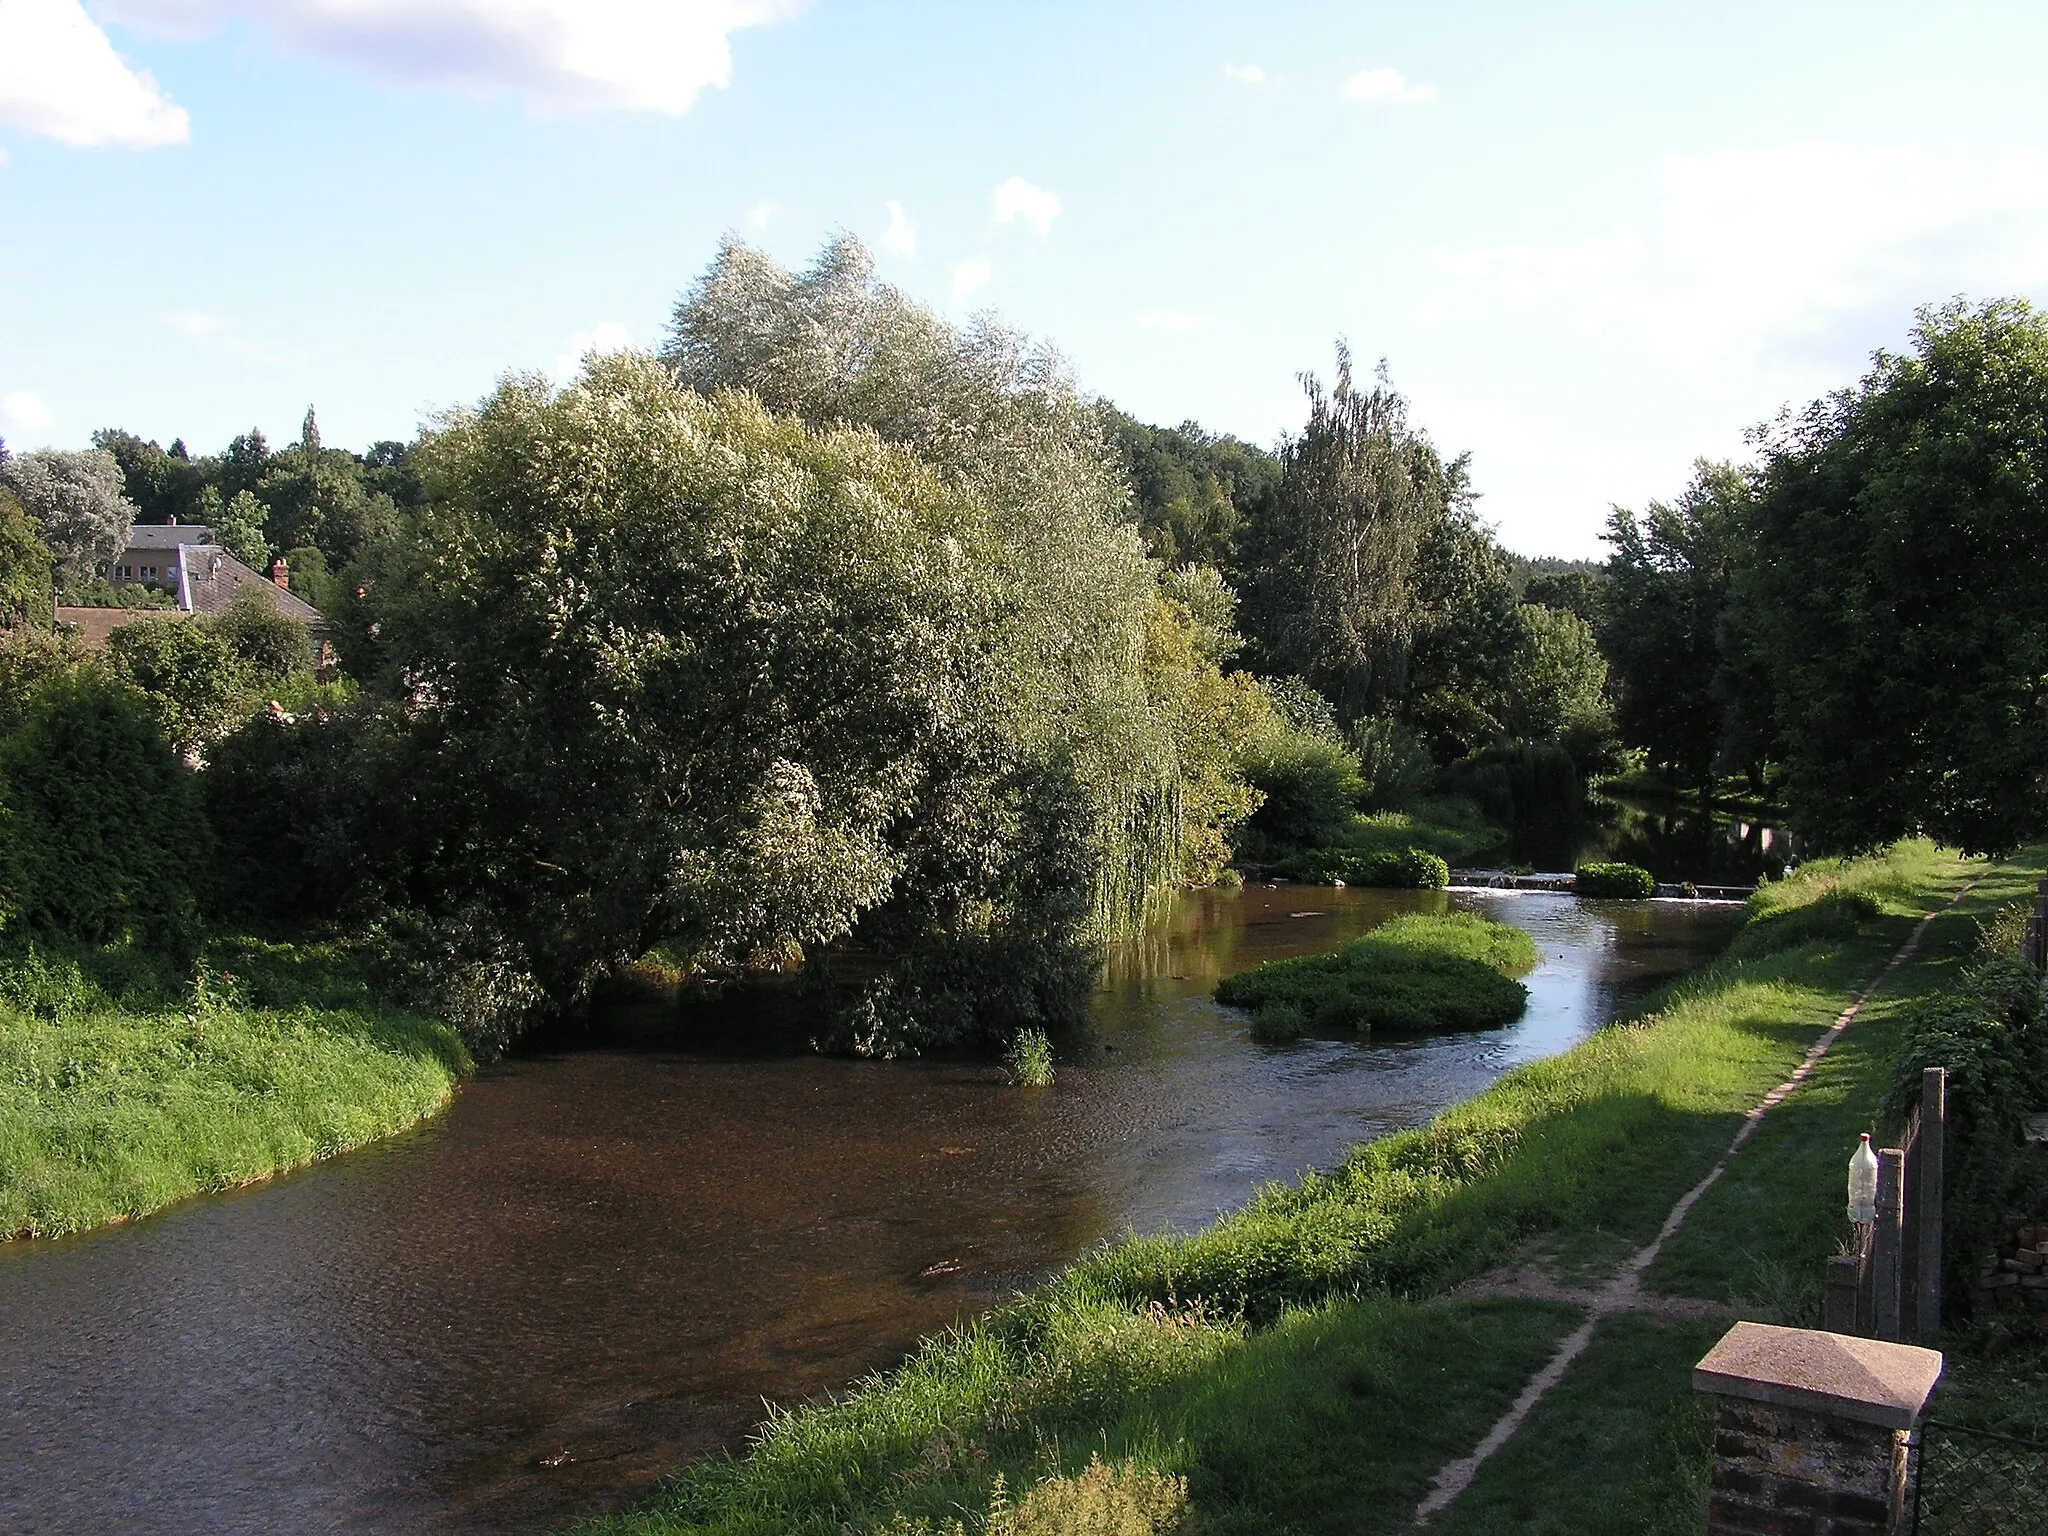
(584, 841, 2040, 1536)
(0, 938, 469, 1240)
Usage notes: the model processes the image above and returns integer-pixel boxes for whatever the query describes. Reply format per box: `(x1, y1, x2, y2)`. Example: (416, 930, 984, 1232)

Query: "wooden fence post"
(1873, 1148, 1905, 1342)
(1825, 1254, 1863, 1334)
(1915, 1067, 1946, 1341)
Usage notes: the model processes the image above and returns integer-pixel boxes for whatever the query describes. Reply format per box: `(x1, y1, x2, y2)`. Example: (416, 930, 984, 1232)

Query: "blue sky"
(3, 1, 2047, 556)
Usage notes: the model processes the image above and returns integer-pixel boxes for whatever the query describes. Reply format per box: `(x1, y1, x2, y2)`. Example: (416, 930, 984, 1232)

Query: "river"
(0, 887, 1741, 1535)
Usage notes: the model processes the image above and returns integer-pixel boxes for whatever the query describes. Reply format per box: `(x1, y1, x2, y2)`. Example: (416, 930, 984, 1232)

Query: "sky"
(3, 1, 2047, 557)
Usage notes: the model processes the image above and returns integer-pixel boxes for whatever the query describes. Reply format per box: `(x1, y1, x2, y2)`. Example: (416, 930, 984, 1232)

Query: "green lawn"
(582, 841, 2046, 1536)
(0, 936, 469, 1239)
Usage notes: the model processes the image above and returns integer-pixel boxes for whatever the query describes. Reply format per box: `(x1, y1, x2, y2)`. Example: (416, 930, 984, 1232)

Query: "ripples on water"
(0, 887, 1740, 1535)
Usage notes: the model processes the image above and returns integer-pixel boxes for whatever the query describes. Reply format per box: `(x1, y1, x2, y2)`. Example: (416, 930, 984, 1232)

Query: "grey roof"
(124, 523, 217, 550)
(179, 545, 324, 625)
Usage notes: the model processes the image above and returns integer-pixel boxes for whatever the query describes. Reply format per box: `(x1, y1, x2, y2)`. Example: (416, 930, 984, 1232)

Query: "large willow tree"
(661, 237, 1186, 950)
(333, 356, 1066, 1049)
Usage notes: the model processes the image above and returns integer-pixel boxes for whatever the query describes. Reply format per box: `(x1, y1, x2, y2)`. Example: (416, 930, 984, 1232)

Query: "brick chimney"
(271, 556, 290, 590)
(167, 515, 177, 526)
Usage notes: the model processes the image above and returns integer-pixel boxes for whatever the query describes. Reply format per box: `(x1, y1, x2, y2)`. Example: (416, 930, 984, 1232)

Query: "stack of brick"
(1975, 1221, 2048, 1315)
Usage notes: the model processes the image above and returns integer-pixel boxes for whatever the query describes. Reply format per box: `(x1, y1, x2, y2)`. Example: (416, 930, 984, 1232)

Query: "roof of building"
(124, 522, 217, 550)
(179, 545, 324, 625)
(52, 606, 189, 650)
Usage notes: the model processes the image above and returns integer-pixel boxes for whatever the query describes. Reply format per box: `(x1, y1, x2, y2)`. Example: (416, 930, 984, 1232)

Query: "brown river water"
(0, 887, 1740, 1535)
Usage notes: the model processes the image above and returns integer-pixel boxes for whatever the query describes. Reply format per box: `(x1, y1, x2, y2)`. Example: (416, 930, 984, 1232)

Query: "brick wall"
(1708, 1398, 1908, 1536)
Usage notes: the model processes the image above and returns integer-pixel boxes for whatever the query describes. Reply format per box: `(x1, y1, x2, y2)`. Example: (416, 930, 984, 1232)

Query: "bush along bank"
(1877, 914, 2048, 1333)
(1272, 845, 1449, 889)
(0, 938, 470, 1240)
(1572, 861, 1656, 899)
(1217, 912, 1536, 1043)
(585, 842, 2034, 1536)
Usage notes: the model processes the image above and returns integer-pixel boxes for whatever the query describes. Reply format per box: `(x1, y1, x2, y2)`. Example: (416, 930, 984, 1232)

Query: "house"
(56, 519, 326, 649)
(111, 520, 324, 625)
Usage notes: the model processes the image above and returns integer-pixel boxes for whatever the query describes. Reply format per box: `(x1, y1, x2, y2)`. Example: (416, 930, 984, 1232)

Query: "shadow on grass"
(1431, 1312, 1724, 1536)
(597, 1296, 1584, 1536)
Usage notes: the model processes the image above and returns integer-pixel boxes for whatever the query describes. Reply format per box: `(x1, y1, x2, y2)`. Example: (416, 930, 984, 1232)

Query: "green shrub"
(199, 705, 410, 926)
(1574, 862, 1656, 899)
(1276, 845, 1449, 888)
(105, 615, 250, 753)
(0, 626, 79, 736)
(211, 588, 312, 682)
(1236, 731, 1365, 854)
(1351, 714, 1434, 809)
(1441, 741, 1585, 862)
(1218, 912, 1535, 1037)
(0, 671, 205, 946)
(1250, 999, 1307, 1043)
(1006, 1027, 1056, 1087)
(0, 943, 112, 1022)
(1879, 955, 2048, 1319)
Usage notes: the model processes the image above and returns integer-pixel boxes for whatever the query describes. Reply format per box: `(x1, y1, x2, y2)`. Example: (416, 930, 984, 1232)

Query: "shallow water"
(0, 888, 1739, 1535)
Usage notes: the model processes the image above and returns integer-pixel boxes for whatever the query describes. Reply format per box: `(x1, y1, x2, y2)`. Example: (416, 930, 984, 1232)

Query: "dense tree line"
(1595, 299, 2048, 853)
(8, 255, 2042, 1058)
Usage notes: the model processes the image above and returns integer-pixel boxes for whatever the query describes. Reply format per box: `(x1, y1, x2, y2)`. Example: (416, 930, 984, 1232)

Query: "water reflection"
(1577, 790, 1790, 885)
(0, 889, 1740, 1535)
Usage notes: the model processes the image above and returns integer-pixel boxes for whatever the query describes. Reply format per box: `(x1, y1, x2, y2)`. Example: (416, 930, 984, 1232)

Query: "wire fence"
(1912, 1419, 2048, 1535)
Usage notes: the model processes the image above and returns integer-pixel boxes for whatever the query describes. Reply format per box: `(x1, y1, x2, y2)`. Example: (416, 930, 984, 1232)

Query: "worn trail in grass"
(1414, 861, 1980, 1525)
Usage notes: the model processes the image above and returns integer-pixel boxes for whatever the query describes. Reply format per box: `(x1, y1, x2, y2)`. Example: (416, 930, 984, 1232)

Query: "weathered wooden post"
(1914, 1067, 1945, 1341)
(1825, 1253, 1864, 1334)
(1873, 1147, 1906, 1341)
(1695, 1323, 1943, 1535)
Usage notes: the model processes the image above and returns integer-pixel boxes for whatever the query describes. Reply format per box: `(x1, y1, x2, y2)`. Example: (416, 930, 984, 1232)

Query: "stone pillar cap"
(1693, 1321, 1943, 1429)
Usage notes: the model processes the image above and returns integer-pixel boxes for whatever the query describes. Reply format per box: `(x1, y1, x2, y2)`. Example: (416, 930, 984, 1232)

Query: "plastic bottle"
(1847, 1133, 1878, 1225)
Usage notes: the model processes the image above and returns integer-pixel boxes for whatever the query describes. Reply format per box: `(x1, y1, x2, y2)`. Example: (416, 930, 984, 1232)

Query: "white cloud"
(0, 0, 190, 148)
(1223, 63, 1265, 86)
(1408, 141, 2048, 554)
(163, 309, 223, 336)
(159, 306, 284, 361)
(949, 255, 991, 304)
(1138, 308, 1198, 334)
(97, 0, 808, 115)
(1341, 66, 1436, 106)
(1, 390, 55, 435)
(746, 200, 781, 229)
(1419, 144, 2048, 396)
(553, 321, 634, 381)
(880, 198, 916, 258)
(990, 175, 1060, 239)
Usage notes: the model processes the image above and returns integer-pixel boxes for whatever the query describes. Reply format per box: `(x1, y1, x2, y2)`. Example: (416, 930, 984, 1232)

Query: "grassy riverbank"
(584, 841, 2041, 1536)
(0, 938, 469, 1240)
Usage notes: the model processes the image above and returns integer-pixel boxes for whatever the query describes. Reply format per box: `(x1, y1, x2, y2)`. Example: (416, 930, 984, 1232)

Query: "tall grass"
(0, 939, 469, 1239)
(1006, 1028, 1056, 1087)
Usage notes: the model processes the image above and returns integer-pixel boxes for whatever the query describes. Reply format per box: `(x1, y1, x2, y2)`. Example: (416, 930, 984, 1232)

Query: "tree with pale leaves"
(0, 449, 137, 591)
